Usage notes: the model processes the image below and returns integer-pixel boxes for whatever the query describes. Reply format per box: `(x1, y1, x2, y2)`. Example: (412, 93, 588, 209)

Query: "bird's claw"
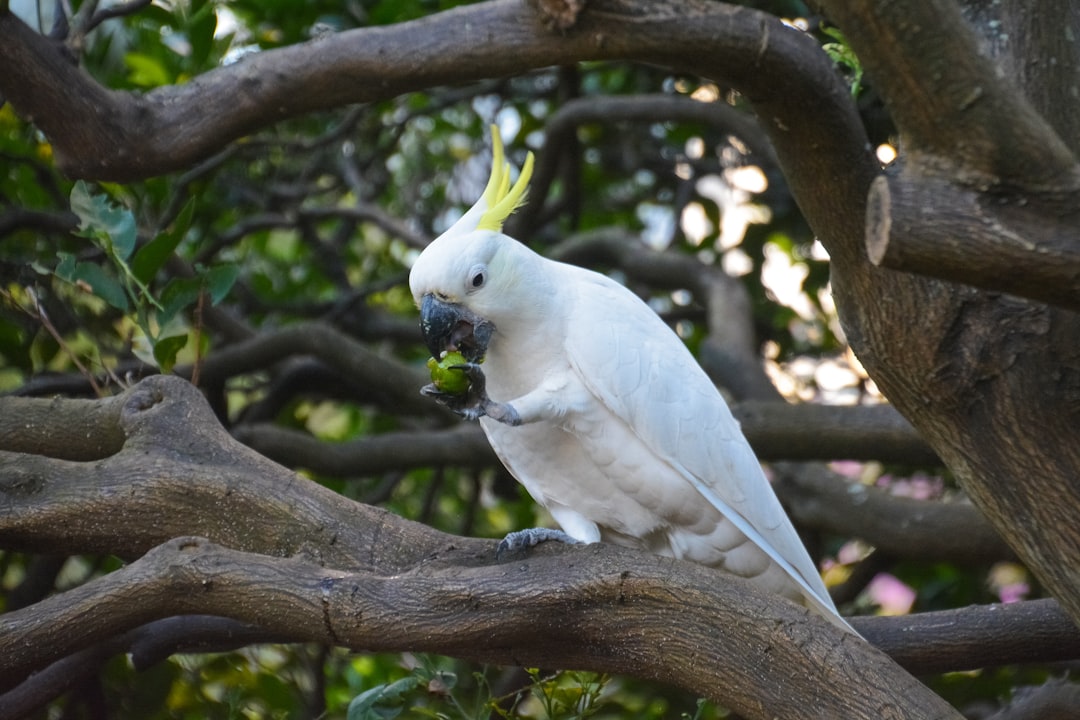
(422, 363, 521, 425)
(451, 362, 487, 394)
(420, 382, 472, 411)
(496, 528, 582, 560)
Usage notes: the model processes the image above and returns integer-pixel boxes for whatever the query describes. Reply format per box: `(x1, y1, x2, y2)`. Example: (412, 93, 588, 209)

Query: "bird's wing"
(561, 265, 837, 613)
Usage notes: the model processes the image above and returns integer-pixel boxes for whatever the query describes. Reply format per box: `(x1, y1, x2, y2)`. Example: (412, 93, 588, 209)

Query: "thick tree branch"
(861, 598, 1080, 676)
(734, 400, 939, 465)
(856, 0, 1080, 308)
(775, 463, 1012, 565)
(0, 0, 871, 231)
(3, 376, 1075, 719)
(819, 0, 1080, 305)
(0, 536, 960, 720)
(801, 1, 1080, 631)
(183, 321, 444, 420)
(973, 0, 1080, 159)
(819, 0, 1078, 187)
(0, 391, 128, 460)
(0, 376, 462, 568)
(237, 399, 938, 476)
(866, 170, 1080, 312)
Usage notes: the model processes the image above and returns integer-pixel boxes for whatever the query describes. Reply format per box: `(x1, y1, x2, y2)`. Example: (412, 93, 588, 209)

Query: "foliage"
(820, 25, 864, 97)
(341, 657, 724, 720)
(56, 182, 238, 373)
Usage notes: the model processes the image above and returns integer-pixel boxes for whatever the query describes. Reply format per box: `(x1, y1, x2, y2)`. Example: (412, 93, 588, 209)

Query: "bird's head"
(409, 125, 536, 362)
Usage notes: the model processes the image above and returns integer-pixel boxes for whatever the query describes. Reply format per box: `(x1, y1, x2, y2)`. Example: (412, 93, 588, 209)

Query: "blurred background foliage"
(0, 0, 1053, 718)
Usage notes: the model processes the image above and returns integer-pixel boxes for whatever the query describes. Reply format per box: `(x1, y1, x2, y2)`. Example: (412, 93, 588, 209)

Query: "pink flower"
(867, 573, 916, 615)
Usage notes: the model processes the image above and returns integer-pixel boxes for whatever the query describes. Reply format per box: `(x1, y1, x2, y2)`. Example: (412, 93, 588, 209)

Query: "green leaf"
(820, 26, 863, 97)
(158, 276, 203, 327)
(124, 52, 173, 87)
(69, 181, 137, 260)
(68, 181, 94, 218)
(346, 677, 421, 720)
(131, 200, 194, 284)
(203, 263, 239, 305)
(152, 333, 189, 374)
(55, 252, 76, 281)
(188, 5, 218, 68)
(72, 262, 129, 311)
(0, 315, 31, 373)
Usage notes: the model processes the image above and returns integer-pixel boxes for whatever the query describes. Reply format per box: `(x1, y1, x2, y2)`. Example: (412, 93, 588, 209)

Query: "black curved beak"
(419, 294, 494, 362)
(419, 294, 459, 358)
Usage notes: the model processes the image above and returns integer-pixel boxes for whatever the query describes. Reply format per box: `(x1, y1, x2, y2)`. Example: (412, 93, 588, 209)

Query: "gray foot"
(496, 527, 581, 559)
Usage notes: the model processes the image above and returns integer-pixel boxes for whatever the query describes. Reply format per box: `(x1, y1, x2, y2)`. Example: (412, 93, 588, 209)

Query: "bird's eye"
(468, 264, 486, 290)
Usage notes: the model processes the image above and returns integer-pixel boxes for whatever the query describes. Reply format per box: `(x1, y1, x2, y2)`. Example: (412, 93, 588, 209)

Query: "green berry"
(426, 351, 470, 395)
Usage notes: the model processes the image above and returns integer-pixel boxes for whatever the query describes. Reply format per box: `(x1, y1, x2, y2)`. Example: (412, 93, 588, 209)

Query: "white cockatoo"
(409, 126, 852, 632)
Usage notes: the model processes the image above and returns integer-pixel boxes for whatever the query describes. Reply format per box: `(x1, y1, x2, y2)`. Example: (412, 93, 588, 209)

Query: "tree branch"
(861, 598, 1080, 676)
(0, 0, 871, 227)
(237, 400, 937, 477)
(508, 93, 779, 238)
(0, 391, 128, 460)
(775, 463, 1012, 565)
(3, 376, 1075, 719)
(0, 376, 462, 567)
(865, 168, 1080, 312)
(183, 322, 444, 420)
(735, 400, 939, 465)
(233, 405, 1003, 567)
(233, 423, 499, 476)
(804, 1, 1080, 631)
(818, 1, 1080, 308)
(819, 0, 1078, 187)
(0, 615, 277, 718)
(0, 536, 961, 720)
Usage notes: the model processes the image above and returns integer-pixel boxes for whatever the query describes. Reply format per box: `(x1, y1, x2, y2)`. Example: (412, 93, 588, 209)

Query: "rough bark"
(854, 0, 1080, 309)
(814, 0, 1080, 627)
(866, 172, 1080, 311)
(0, 376, 965, 720)
(0, 0, 865, 188)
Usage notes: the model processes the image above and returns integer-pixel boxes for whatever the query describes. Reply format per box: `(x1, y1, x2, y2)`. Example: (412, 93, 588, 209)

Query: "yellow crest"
(476, 125, 535, 232)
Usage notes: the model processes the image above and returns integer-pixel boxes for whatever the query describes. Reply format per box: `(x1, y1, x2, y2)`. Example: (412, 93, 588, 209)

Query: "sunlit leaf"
(124, 52, 173, 87)
(152, 333, 189, 374)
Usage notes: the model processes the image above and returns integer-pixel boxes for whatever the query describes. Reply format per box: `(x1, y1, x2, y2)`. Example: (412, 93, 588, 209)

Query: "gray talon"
(496, 527, 581, 559)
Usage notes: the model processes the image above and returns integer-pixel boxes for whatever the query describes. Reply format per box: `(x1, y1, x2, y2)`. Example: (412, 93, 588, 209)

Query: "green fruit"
(426, 351, 470, 395)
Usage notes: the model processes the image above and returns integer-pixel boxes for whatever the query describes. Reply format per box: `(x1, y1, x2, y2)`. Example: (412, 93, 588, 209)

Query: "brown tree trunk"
(815, 0, 1080, 626)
